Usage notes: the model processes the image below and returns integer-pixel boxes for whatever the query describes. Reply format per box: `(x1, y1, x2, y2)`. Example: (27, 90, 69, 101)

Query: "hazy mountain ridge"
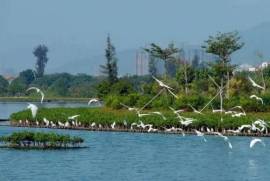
(1, 22, 270, 76)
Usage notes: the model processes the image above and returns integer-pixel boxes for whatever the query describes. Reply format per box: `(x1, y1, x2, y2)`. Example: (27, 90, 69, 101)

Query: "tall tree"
(144, 43, 179, 77)
(100, 35, 118, 84)
(203, 31, 243, 92)
(33, 45, 49, 78)
(202, 31, 244, 110)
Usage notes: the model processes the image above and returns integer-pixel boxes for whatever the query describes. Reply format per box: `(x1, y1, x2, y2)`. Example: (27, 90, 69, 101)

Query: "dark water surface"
(0, 126, 270, 181)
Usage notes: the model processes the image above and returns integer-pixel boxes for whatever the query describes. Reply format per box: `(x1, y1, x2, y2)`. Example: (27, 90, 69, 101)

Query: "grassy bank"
(10, 107, 270, 130)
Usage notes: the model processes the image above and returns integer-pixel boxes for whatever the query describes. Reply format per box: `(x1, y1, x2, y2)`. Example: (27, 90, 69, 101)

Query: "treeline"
(0, 71, 103, 97)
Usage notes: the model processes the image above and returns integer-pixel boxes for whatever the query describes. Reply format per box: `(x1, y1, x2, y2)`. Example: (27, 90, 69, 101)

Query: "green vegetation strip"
(0, 131, 84, 149)
(10, 107, 270, 130)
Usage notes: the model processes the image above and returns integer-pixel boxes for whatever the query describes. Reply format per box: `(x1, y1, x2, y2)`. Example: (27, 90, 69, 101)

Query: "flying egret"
(147, 125, 158, 132)
(137, 113, 151, 118)
(150, 111, 167, 120)
(250, 95, 264, 104)
(250, 138, 265, 148)
(152, 76, 173, 90)
(27, 103, 38, 118)
(88, 98, 100, 105)
(130, 122, 137, 130)
(68, 115, 80, 120)
(194, 130, 207, 142)
(27, 87, 45, 103)
(238, 124, 251, 132)
(188, 104, 203, 114)
(248, 76, 265, 90)
(120, 103, 139, 113)
(152, 76, 179, 99)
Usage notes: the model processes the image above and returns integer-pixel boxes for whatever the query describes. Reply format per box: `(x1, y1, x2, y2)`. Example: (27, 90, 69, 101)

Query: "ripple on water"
(0, 126, 270, 181)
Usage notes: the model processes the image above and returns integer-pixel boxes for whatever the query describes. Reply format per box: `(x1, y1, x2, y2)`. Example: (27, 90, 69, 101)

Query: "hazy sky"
(0, 0, 270, 74)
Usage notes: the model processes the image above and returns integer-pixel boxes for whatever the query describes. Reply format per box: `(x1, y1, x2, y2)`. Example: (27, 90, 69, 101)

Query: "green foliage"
(0, 75, 9, 96)
(0, 131, 84, 149)
(144, 43, 179, 77)
(10, 107, 270, 130)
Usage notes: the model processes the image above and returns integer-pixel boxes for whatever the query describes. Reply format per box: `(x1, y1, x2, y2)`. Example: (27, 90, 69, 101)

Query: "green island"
(0, 131, 84, 149)
(9, 107, 270, 134)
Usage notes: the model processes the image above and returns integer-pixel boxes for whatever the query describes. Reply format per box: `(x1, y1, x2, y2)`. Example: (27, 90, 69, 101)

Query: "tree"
(176, 62, 195, 94)
(100, 35, 118, 84)
(19, 69, 35, 85)
(144, 43, 179, 77)
(0, 75, 9, 96)
(202, 31, 244, 111)
(148, 55, 157, 76)
(33, 45, 49, 78)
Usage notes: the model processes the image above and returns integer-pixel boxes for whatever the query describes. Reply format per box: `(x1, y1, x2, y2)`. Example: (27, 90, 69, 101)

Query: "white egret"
(250, 138, 265, 148)
(27, 103, 38, 118)
(150, 111, 167, 120)
(250, 95, 264, 104)
(152, 76, 178, 99)
(68, 115, 80, 120)
(188, 104, 203, 114)
(88, 98, 100, 105)
(27, 87, 45, 103)
(248, 76, 265, 90)
(43, 118, 50, 127)
(194, 130, 207, 142)
(111, 121, 116, 129)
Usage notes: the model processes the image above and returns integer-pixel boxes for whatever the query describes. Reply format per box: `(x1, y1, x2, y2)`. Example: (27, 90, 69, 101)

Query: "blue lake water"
(0, 126, 270, 181)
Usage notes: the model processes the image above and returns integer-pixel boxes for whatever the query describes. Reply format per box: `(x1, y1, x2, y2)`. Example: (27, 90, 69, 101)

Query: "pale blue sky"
(0, 0, 270, 74)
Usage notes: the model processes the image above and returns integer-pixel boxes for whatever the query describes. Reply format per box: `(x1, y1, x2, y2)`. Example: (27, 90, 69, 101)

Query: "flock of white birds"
(21, 75, 268, 150)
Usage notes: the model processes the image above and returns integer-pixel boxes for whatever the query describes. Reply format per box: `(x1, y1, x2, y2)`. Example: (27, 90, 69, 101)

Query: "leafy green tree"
(100, 35, 118, 84)
(0, 75, 8, 96)
(19, 69, 35, 85)
(33, 45, 49, 78)
(202, 31, 244, 110)
(176, 63, 195, 94)
(144, 43, 179, 77)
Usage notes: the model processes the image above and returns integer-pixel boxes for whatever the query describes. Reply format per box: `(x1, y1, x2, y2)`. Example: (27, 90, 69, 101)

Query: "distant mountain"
(233, 22, 270, 65)
(2, 22, 270, 76)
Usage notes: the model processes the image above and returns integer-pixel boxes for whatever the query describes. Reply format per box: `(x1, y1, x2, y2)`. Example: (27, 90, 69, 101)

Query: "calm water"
(0, 126, 270, 181)
(0, 102, 90, 119)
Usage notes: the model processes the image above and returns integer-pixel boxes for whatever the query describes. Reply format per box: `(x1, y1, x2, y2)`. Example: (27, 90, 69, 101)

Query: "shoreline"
(9, 123, 270, 137)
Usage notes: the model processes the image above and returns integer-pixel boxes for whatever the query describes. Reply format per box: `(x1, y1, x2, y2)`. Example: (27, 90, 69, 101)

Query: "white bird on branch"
(27, 87, 45, 103)
(248, 76, 265, 90)
(250, 95, 264, 104)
